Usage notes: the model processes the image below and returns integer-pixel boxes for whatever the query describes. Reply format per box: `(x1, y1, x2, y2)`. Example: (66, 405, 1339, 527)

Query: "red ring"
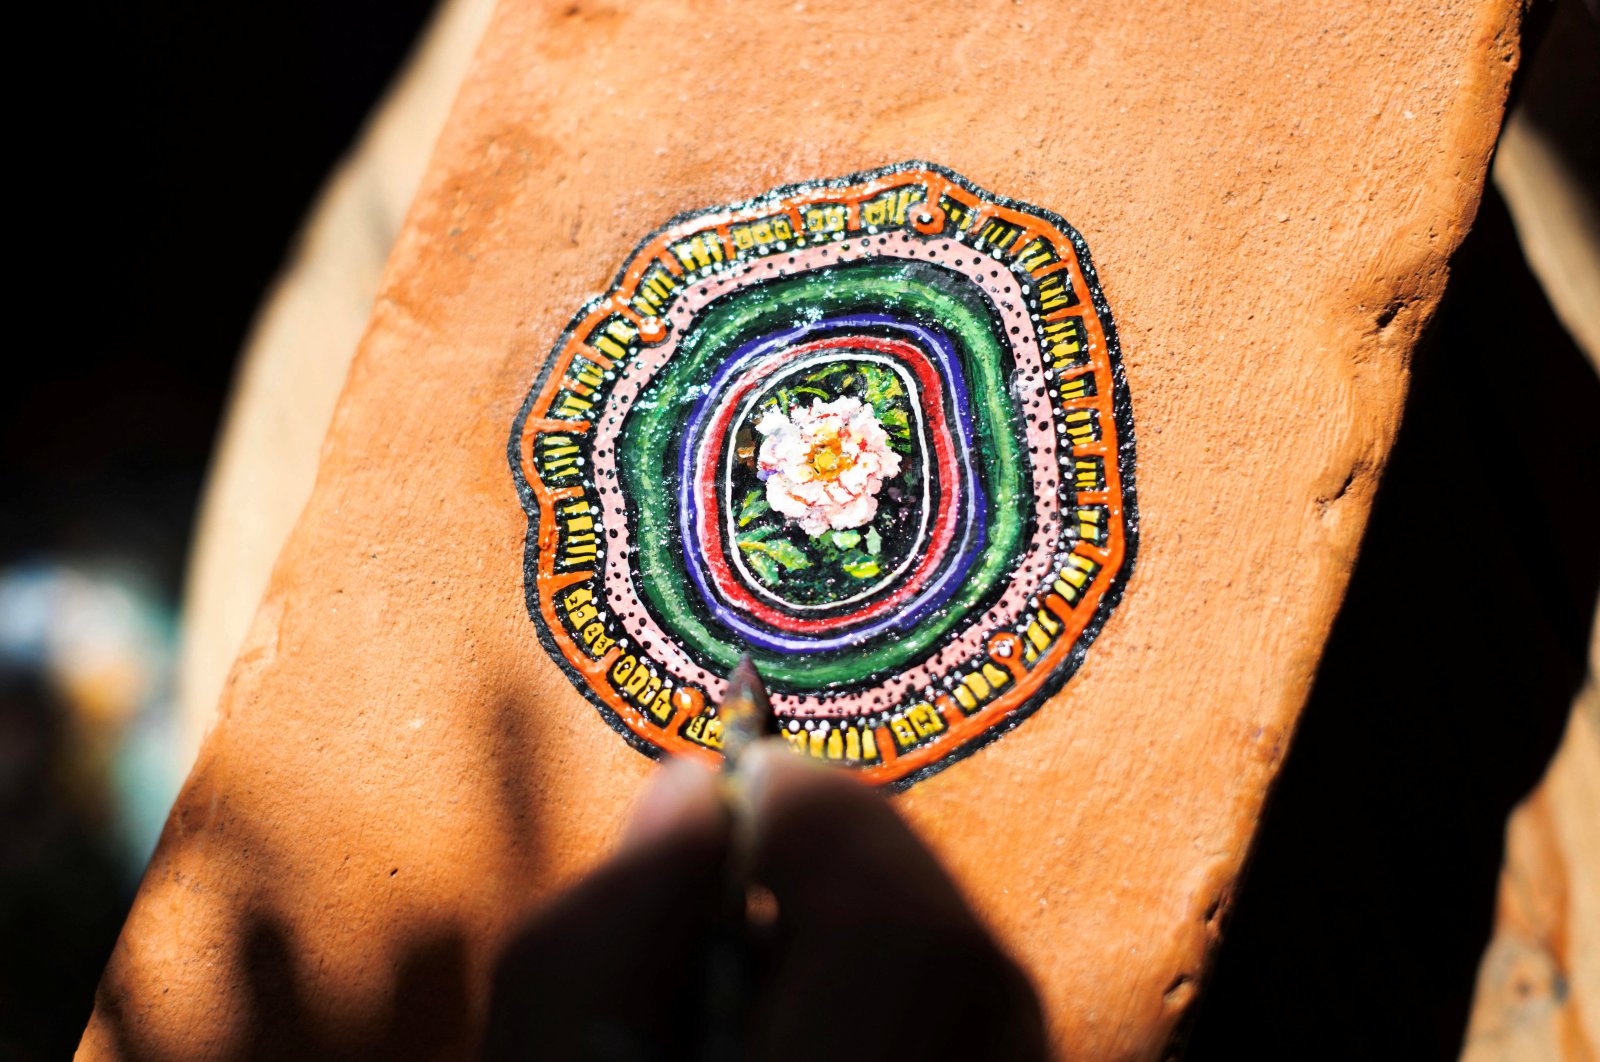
(693, 335, 963, 632)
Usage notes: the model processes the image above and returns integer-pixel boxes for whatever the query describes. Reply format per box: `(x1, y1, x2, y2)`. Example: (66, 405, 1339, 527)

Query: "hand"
(484, 741, 1048, 1061)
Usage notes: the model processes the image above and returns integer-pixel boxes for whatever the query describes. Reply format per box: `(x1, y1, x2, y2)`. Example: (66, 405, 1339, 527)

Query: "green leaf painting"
(727, 355, 924, 602)
(738, 489, 770, 527)
(841, 552, 881, 579)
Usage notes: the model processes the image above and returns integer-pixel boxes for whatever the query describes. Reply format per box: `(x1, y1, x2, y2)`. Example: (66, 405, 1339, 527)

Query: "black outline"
(507, 160, 1141, 792)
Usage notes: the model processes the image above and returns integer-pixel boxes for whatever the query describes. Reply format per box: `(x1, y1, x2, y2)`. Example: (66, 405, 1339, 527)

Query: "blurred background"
(1, 2, 433, 1054)
(2, 2, 1594, 1059)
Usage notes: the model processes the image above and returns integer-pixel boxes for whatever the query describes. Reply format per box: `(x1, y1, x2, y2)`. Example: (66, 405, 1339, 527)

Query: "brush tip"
(719, 655, 776, 766)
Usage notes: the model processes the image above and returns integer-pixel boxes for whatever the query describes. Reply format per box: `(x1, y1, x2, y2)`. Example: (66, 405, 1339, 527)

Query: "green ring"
(619, 260, 1031, 688)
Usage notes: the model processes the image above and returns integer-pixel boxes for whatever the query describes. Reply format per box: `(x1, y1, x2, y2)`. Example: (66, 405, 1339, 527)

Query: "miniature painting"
(510, 162, 1136, 788)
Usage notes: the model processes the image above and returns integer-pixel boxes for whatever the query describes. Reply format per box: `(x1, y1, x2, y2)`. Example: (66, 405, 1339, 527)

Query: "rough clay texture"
(81, 2, 1523, 1058)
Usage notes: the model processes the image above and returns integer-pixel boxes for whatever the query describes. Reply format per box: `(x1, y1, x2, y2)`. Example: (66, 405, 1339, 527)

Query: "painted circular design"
(689, 333, 962, 630)
(510, 162, 1138, 788)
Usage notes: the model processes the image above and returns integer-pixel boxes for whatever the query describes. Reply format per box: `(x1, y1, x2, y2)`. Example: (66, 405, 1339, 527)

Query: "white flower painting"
(754, 396, 903, 536)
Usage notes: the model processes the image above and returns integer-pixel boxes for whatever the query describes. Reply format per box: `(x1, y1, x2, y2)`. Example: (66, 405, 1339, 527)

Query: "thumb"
(484, 757, 731, 1061)
(741, 742, 1047, 1062)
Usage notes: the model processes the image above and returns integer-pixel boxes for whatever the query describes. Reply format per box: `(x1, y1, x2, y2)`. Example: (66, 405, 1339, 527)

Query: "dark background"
(2, 2, 1595, 1059)
(2, 2, 434, 1056)
(2, 0, 433, 581)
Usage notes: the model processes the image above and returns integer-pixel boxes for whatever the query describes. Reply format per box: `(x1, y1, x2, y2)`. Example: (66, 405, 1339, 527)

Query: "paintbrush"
(696, 654, 778, 1062)
(717, 654, 778, 777)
